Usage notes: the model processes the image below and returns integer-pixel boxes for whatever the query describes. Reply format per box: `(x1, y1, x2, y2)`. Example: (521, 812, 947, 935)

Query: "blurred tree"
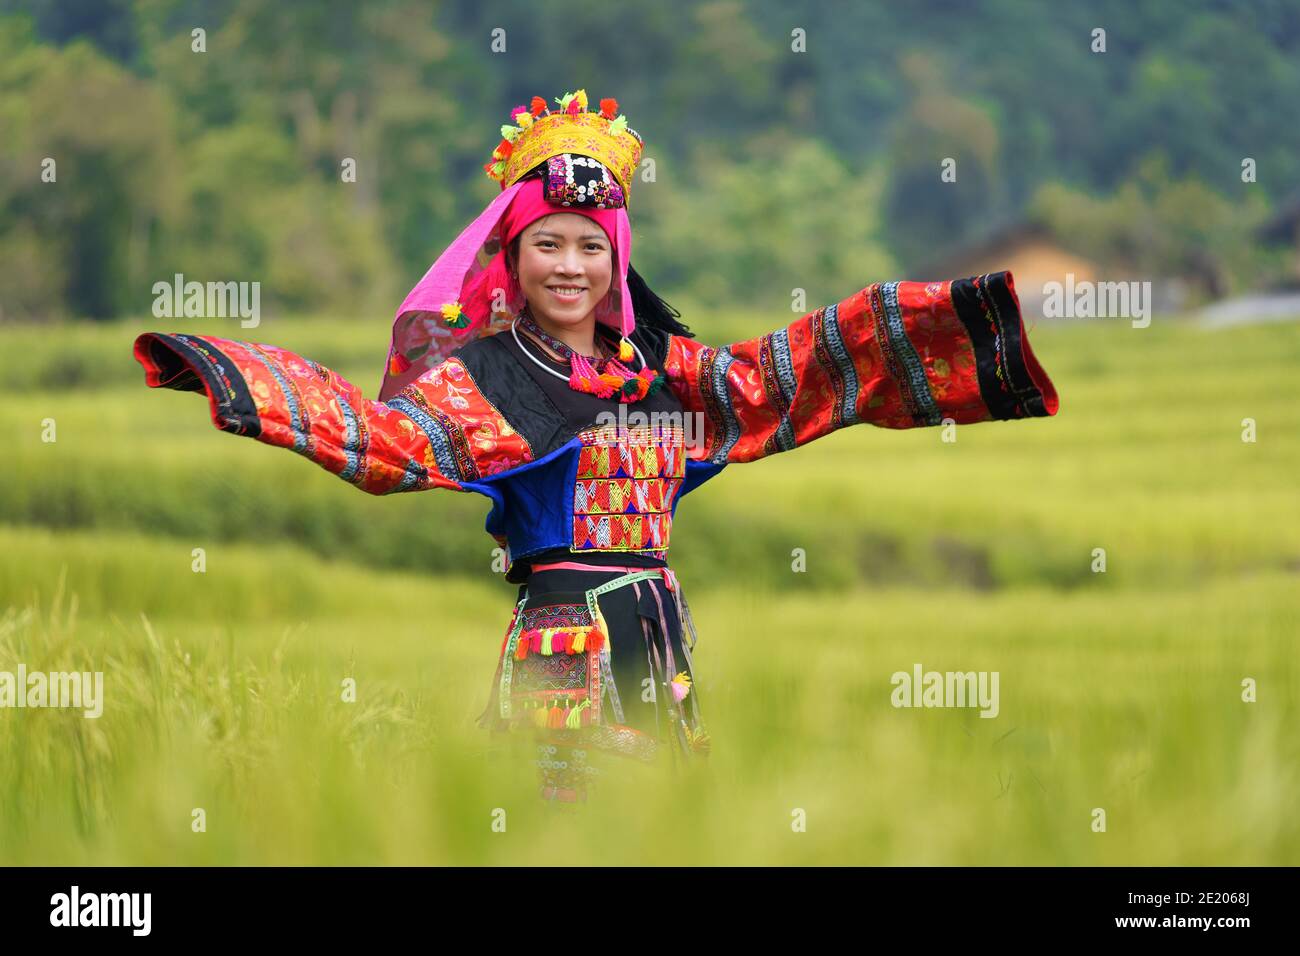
(145, 0, 471, 297)
(882, 52, 1004, 272)
(5, 0, 141, 62)
(1029, 154, 1276, 300)
(4, 0, 1300, 319)
(0, 18, 178, 319)
(638, 135, 896, 313)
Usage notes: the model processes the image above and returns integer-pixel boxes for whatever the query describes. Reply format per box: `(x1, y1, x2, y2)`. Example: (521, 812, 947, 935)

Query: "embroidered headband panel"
(487, 91, 643, 203)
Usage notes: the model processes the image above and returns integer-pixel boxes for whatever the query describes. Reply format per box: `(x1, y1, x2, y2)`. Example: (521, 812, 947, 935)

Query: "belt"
(530, 560, 679, 592)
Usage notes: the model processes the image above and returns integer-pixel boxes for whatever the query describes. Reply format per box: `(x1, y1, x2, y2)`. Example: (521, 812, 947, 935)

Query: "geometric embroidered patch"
(570, 422, 685, 555)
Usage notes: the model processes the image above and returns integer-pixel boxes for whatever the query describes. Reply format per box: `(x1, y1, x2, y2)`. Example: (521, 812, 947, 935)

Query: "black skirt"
(477, 562, 710, 790)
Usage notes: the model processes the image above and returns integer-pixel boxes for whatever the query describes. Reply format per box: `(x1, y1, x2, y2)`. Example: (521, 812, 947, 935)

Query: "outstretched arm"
(662, 271, 1059, 464)
(132, 332, 533, 494)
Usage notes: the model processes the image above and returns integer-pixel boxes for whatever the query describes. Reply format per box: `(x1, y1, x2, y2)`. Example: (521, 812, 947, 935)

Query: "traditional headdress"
(379, 89, 645, 401)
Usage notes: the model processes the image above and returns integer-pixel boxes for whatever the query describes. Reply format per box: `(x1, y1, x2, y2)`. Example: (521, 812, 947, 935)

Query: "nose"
(556, 247, 584, 278)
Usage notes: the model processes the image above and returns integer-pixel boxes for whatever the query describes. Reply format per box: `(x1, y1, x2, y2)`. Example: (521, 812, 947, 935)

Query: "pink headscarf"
(380, 176, 635, 401)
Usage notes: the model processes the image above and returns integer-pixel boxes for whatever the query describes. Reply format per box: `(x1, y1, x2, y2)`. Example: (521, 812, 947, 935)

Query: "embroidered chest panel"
(571, 421, 685, 554)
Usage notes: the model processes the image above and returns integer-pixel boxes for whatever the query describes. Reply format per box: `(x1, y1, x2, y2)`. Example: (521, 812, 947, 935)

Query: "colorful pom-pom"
(671, 672, 692, 702)
(440, 301, 469, 328)
(600, 97, 618, 119)
(565, 699, 590, 729)
(388, 350, 412, 375)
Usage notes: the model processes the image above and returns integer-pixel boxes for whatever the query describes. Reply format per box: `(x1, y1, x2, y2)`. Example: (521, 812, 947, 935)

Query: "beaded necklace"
(514, 308, 664, 403)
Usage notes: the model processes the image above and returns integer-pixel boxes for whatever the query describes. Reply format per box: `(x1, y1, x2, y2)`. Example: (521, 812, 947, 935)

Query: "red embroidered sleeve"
(132, 333, 533, 494)
(662, 271, 1059, 464)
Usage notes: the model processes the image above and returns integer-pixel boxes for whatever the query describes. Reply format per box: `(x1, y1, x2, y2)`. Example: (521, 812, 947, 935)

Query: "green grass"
(0, 312, 1297, 864)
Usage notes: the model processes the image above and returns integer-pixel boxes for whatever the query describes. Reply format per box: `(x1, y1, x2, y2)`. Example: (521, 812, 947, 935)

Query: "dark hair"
(626, 263, 693, 338)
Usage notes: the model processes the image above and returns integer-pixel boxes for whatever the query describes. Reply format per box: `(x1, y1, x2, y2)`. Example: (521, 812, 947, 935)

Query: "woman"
(132, 89, 1060, 803)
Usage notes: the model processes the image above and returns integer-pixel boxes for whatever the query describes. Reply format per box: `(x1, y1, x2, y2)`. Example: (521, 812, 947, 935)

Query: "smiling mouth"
(547, 286, 587, 298)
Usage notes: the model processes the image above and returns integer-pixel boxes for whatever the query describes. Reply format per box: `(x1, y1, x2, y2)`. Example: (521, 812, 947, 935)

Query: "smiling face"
(511, 213, 613, 333)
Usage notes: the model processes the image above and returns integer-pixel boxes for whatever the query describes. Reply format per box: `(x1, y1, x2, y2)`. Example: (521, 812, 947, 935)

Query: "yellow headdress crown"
(484, 89, 644, 204)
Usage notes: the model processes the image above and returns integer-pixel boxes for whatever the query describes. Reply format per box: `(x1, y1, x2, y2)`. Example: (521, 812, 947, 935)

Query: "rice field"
(1, 310, 1296, 864)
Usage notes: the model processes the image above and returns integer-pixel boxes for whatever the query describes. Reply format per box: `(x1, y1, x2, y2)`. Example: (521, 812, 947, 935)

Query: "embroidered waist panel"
(570, 422, 685, 555)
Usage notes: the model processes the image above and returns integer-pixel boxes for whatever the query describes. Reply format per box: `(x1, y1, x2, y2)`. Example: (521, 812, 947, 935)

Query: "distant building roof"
(913, 219, 1092, 280)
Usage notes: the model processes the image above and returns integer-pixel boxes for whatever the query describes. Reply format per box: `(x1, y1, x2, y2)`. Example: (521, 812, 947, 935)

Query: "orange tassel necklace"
(514, 310, 665, 403)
